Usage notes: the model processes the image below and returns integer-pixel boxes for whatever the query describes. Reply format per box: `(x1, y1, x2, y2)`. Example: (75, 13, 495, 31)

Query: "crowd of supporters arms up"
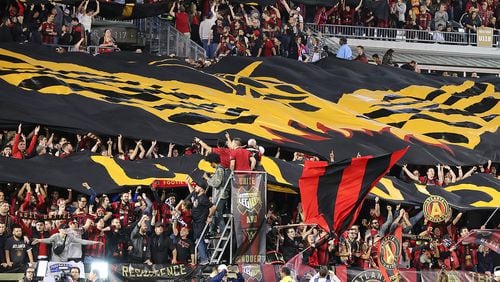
(0, 123, 498, 280)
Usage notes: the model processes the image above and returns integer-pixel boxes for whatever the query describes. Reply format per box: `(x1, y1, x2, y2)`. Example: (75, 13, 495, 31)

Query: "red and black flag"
(299, 148, 408, 234)
(457, 229, 500, 254)
(378, 225, 403, 282)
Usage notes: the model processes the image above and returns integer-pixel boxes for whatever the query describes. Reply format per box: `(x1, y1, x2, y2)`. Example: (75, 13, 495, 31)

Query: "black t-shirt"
(282, 236, 301, 261)
(211, 25, 222, 44)
(175, 237, 194, 263)
(5, 237, 30, 264)
(0, 233, 7, 263)
(151, 233, 174, 264)
(250, 38, 262, 57)
(188, 192, 211, 223)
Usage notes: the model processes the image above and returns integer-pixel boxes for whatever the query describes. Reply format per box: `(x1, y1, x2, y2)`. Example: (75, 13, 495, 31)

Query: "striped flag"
(299, 148, 408, 235)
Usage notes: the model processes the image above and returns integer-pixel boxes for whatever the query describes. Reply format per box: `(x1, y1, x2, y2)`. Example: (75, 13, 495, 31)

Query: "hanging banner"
(44, 261, 85, 282)
(108, 264, 200, 281)
(231, 172, 267, 264)
(477, 27, 494, 48)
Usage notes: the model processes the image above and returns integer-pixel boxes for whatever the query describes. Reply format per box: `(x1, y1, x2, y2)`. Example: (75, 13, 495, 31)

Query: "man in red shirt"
(111, 192, 139, 228)
(194, 136, 231, 169)
(169, 1, 190, 36)
(12, 124, 39, 159)
(84, 217, 108, 262)
(258, 32, 276, 57)
(229, 138, 256, 172)
(40, 14, 57, 44)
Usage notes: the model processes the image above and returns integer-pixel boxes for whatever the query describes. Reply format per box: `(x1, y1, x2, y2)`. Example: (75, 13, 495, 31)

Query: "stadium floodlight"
(90, 261, 109, 280)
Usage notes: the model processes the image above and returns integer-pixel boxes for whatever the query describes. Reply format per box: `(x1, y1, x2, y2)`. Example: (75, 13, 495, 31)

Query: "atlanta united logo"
(352, 270, 384, 282)
(379, 235, 401, 269)
(242, 264, 263, 281)
(423, 195, 451, 223)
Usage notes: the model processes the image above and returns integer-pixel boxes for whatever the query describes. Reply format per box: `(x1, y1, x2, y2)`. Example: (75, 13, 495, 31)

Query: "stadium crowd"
(0, 123, 498, 281)
(1, 0, 499, 61)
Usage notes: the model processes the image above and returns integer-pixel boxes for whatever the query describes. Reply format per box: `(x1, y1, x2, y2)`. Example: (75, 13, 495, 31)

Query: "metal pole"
(483, 207, 499, 227)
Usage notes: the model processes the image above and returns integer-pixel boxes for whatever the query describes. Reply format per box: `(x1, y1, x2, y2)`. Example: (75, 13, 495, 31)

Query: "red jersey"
(41, 22, 56, 44)
(111, 201, 136, 227)
(230, 148, 252, 171)
(212, 147, 231, 168)
(262, 39, 275, 57)
(84, 226, 107, 258)
(12, 133, 37, 159)
(175, 12, 190, 33)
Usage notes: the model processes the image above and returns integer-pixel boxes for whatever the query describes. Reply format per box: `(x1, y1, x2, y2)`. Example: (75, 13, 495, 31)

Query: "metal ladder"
(207, 214, 233, 265)
(194, 171, 233, 265)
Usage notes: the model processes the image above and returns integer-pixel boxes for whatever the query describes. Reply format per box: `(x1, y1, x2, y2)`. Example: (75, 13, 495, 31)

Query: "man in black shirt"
(172, 226, 194, 264)
(150, 222, 174, 264)
(4, 225, 34, 272)
(282, 227, 302, 261)
(106, 218, 131, 263)
(0, 222, 7, 268)
(185, 178, 215, 265)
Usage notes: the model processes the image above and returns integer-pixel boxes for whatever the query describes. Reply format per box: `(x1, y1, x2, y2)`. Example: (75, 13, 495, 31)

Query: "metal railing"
(135, 17, 205, 59)
(194, 170, 233, 264)
(42, 43, 118, 55)
(306, 23, 500, 47)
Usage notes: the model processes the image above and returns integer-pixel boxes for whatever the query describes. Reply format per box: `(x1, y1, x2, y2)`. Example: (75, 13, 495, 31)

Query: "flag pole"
(483, 206, 499, 227)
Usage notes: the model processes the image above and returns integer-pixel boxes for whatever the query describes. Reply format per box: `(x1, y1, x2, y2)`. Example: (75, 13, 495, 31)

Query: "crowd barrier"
(4, 261, 496, 281)
(306, 23, 500, 48)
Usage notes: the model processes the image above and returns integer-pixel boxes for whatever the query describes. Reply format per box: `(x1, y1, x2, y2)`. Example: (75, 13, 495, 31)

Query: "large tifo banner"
(232, 172, 267, 263)
(108, 264, 200, 281)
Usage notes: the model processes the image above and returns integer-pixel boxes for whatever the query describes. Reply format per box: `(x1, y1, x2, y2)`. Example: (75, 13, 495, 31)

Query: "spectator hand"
(34, 125, 40, 135)
(17, 123, 22, 134)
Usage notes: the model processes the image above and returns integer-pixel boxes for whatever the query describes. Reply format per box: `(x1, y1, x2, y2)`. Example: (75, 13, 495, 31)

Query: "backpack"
(221, 167, 232, 199)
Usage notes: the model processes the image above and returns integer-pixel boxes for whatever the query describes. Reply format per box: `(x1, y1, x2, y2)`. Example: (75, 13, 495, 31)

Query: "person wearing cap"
(184, 176, 216, 265)
(249, 30, 262, 57)
(22, 219, 51, 261)
(31, 223, 102, 262)
(150, 221, 174, 264)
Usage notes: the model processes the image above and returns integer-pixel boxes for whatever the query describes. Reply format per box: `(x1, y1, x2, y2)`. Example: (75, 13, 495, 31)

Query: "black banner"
(0, 44, 497, 165)
(232, 172, 267, 263)
(109, 264, 201, 281)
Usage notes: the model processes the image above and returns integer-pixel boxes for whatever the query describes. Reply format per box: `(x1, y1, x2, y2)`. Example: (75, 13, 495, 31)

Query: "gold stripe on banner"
(268, 184, 297, 194)
(91, 156, 188, 186)
(371, 178, 405, 201)
(122, 4, 135, 18)
(444, 185, 500, 208)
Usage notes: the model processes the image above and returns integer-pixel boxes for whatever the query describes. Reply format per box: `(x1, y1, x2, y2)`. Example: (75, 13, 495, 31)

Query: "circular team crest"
(423, 195, 451, 223)
(379, 235, 401, 269)
(352, 270, 384, 282)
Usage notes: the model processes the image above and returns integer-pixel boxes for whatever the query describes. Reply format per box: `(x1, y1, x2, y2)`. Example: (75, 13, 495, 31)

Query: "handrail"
(194, 170, 233, 264)
(134, 17, 205, 59)
(41, 43, 118, 55)
(306, 23, 500, 48)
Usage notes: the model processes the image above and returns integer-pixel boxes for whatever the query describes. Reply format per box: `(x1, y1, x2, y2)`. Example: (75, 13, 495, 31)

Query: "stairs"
(135, 17, 205, 59)
(207, 214, 234, 265)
